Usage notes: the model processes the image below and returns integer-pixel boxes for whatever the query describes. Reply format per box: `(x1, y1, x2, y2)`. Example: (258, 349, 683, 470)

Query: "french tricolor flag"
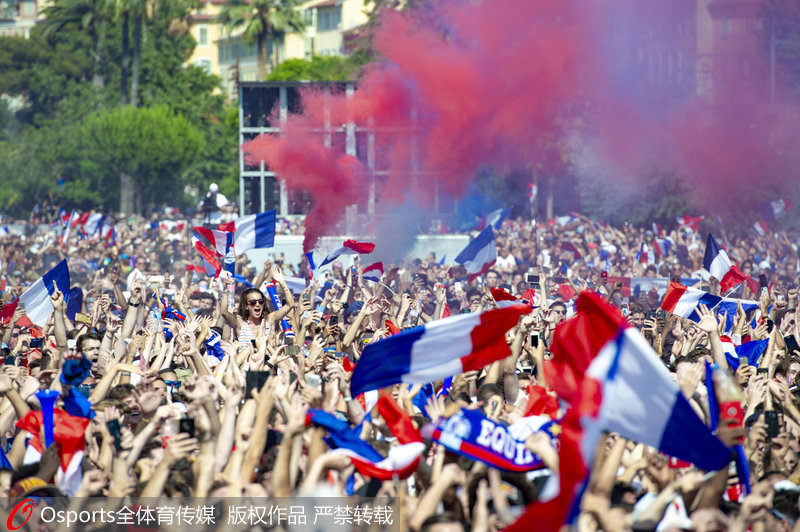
(761, 198, 792, 221)
(676, 214, 704, 231)
(362, 262, 384, 283)
(703, 234, 747, 292)
(83, 213, 105, 237)
(635, 243, 656, 265)
(753, 220, 768, 237)
(455, 226, 497, 282)
(191, 234, 222, 277)
(350, 304, 531, 397)
(318, 239, 375, 268)
(476, 207, 510, 231)
(19, 259, 70, 327)
(193, 226, 233, 257)
(660, 281, 721, 320)
(218, 210, 276, 253)
(306, 392, 424, 480)
(509, 293, 731, 530)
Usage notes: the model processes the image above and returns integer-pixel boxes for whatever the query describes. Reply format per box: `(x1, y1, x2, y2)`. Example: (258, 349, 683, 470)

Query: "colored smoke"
(242, 0, 800, 249)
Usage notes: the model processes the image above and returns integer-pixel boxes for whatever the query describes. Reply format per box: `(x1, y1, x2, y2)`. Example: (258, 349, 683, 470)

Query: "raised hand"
(695, 304, 718, 334)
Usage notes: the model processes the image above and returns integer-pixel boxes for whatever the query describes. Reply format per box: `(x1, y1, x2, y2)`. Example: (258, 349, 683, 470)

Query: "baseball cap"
(9, 476, 62, 501)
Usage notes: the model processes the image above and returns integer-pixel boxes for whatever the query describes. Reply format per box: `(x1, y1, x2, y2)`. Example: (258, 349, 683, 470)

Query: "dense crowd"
(1, 209, 800, 532)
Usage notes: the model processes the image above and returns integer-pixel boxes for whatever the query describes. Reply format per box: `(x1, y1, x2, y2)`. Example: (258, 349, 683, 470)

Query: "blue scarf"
(430, 408, 550, 472)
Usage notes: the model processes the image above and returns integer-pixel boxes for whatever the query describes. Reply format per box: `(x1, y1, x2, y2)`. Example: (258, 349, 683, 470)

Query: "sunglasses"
(552, 309, 567, 315)
(247, 299, 265, 306)
(164, 380, 182, 388)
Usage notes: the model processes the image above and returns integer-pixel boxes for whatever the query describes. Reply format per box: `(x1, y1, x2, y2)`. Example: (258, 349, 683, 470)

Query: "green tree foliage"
(0, 1, 239, 217)
(216, 0, 306, 80)
(75, 105, 204, 210)
(267, 53, 371, 81)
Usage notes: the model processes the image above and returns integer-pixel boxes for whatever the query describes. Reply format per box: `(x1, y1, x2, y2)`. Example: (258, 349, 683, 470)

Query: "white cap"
(209, 183, 219, 193)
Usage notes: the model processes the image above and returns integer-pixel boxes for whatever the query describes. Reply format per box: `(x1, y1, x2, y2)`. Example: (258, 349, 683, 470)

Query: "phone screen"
(530, 333, 539, 348)
(106, 419, 122, 451)
(179, 418, 195, 438)
(245, 371, 271, 397)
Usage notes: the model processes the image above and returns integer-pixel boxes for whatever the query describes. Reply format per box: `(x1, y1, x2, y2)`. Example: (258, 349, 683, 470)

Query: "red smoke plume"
(242, 0, 800, 249)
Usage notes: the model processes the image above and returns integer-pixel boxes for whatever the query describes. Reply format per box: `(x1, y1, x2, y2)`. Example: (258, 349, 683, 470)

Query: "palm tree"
(41, 0, 113, 89)
(217, 0, 307, 81)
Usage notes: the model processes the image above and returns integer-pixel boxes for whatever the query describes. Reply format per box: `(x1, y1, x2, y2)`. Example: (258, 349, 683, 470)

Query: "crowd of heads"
(1, 208, 800, 531)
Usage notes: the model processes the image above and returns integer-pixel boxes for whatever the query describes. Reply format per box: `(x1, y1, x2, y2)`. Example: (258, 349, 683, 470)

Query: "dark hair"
(419, 512, 466, 532)
(108, 384, 136, 402)
(550, 300, 567, 312)
(237, 288, 265, 320)
(477, 383, 504, 404)
(76, 332, 103, 353)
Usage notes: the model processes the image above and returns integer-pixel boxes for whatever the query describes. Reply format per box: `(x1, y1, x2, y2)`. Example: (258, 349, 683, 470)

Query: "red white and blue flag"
(703, 234, 747, 292)
(753, 220, 769, 237)
(350, 304, 531, 397)
(362, 262, 384, 283)
(218, 210, 276, 253)
(490, 286, 519, 308)
(193, 226, 233, 257)
(508, 292, 731, 530)
(306, 392, 424, 480)
(191, 233, 222, 277)
(676, 214, 704, 232)
(476, 207, 510, 231)
(761, 198, 792, 221)
(318, 239, 376, 268)
(455, 226, 497, 282)
(19, 259, 70, 327)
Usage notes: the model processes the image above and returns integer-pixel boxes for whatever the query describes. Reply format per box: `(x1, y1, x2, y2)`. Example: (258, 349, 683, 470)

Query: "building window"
(21, 0, 35, 16)
(198, 59, 211, 73)
(199, 26, 208, 45)
(317, 7, 341, 32)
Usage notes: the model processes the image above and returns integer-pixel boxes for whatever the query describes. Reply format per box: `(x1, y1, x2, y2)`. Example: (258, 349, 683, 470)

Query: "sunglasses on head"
(247, 299, 265, 306)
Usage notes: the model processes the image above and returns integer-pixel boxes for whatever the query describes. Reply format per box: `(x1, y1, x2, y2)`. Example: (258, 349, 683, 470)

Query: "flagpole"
(373, 281, 396, 295)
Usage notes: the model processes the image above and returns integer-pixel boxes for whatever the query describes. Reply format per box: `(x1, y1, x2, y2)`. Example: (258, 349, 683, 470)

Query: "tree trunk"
(257, 32, 267, 80)
(91, 32, 105, 88)
(120, 171, 135, 216)
(121, 12, 130, 105)
(131, 14, 142, 108)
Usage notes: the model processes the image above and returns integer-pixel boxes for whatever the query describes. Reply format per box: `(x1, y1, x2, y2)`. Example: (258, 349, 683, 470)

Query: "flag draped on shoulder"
(455, 226, 497, 282)
(350, 304, 531, 398)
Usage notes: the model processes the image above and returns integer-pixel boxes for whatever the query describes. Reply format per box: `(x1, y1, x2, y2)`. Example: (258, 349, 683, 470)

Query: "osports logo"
(7, 498, 36, 530)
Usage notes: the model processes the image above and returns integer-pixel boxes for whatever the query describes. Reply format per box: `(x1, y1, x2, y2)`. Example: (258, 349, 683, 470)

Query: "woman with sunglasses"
(221, 270, 295, 343)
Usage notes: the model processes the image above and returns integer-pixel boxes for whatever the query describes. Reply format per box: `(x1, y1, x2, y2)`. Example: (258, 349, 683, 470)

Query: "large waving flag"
(350, 304, 530, 397)
(510, 292, 731, 530)
(20, 259, 70, 327)
(703, 234, 747, 292)
(545, 292, 730, 469)
(218, 210, 276, 253)
(319, 240, 376, 268)
(455, 226, 497, 282)
(306, 392, 424, 480)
